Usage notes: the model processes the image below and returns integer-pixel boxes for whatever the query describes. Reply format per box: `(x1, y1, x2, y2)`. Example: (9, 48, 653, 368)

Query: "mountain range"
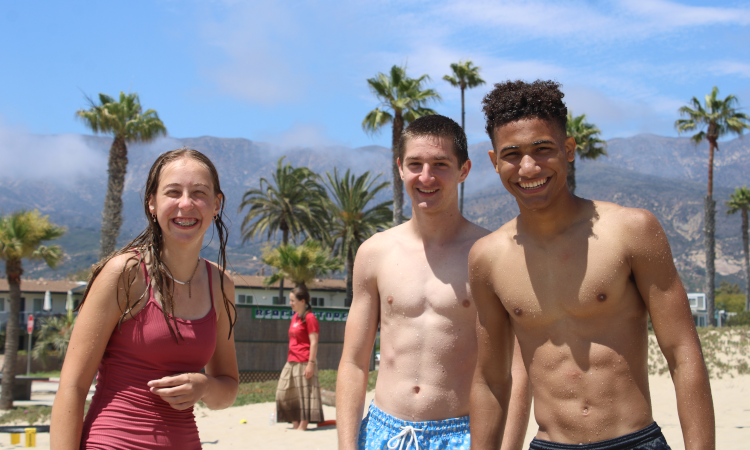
(1, 133, 748, 292)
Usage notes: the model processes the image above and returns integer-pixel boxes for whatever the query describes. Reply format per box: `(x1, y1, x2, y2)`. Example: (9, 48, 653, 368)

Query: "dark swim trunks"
(529, 422, 671, 450)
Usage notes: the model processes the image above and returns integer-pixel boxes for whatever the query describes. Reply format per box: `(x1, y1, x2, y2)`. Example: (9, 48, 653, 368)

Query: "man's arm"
(336, 239, 380, 450)
(469, 239, 515, 450)
(628, 209, 714, 450)
(501, 337, 532, 450)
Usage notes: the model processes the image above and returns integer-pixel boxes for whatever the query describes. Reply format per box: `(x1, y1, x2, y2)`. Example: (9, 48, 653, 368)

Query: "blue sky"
(1, 0, 749, 156)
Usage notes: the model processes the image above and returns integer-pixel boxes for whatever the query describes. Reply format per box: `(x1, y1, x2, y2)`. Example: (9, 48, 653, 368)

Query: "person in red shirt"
(275, 286, 324, 430)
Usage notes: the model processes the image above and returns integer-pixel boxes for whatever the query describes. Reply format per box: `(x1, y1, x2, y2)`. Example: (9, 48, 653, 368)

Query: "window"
(237, 294, 254, 304)
(273, 296, 282, 305)
(0, 298, 4, 312)
(33, 298, 43, 312)
(311, 297, 324, 307)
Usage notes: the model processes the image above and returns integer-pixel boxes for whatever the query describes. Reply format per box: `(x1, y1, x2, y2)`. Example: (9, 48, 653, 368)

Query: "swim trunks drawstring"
(387, 425, 424, 450)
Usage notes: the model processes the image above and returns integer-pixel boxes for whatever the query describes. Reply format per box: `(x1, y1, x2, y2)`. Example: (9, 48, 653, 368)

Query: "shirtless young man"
(469, 80, 715, 450)
(337, 114, 530, 450)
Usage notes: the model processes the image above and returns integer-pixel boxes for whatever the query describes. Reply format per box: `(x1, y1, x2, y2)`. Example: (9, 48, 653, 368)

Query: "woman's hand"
(148, 373, 209, 411)
(304, 362, 314, 379)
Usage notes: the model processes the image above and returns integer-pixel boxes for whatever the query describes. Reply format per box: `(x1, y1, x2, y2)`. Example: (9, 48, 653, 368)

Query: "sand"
(4, 375, 747, 449)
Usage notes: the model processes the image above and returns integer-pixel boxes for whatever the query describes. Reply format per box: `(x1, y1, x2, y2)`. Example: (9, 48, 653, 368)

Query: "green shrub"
(728, 312, 750, 327)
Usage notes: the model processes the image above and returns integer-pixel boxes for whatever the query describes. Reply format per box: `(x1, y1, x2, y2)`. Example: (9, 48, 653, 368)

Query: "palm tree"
(262, 240, 343, 292)
(238, 157, 328, 302)
(676, 86, 750, 325)
(566, 112, 607, 194)
(727, 186, 750, 312)
(363, 65, 441, 225)
(77, 92, 166, 260)
(0, 210, 64, 409)
(443, 60, 485, 213)
(325, 169, 392, 306)
(32, 309, 75, 365)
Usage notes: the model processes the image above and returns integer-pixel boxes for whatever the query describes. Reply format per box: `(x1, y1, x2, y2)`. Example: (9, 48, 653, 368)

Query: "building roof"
(0, 279, 84, 295)
(231, 274, 345, 292)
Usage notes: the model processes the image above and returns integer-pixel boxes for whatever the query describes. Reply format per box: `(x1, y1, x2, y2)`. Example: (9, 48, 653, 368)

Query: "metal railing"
(0, 311, 73, 331)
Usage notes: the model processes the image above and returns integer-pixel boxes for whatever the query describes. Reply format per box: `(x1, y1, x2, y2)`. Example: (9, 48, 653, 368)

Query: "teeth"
(519, 178, 548, 189)
(418, 188, 437, 193)
(175, 219, 198, 226)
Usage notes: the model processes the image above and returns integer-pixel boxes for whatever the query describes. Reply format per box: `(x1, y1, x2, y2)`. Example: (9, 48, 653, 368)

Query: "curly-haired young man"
(469, 80, 715, 450)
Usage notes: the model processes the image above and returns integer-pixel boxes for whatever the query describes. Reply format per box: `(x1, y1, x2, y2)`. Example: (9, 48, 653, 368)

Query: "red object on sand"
(317, 420, 336, 428)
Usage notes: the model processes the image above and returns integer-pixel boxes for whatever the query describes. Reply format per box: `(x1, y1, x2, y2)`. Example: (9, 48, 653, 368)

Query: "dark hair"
(482, 80, 568, 145)
(78, 148, 236, 341)
(397, 115, 469, 167)
(292, 286, 312, 323)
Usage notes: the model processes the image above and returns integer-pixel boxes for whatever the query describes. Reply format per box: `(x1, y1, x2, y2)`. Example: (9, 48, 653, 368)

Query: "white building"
(232, 274, 347, 307)
(688, 292, 708, 327)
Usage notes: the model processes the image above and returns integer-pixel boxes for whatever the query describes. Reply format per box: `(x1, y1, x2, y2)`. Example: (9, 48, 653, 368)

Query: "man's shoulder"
(469, 217, 518, 260)
(593, 200, 660, 231)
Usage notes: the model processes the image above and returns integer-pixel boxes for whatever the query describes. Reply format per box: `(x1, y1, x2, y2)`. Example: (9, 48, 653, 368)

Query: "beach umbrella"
(43, 290, 52, 311)
(66, 290, 74, 312)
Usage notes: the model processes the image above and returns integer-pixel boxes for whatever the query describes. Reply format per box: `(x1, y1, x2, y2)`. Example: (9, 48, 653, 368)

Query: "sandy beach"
(1, 374, 747, 449)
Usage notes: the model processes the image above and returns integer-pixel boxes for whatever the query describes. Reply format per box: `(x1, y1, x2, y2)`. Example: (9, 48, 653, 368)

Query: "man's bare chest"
(494, 235, 637, 325)
(376, 248, 474, 318)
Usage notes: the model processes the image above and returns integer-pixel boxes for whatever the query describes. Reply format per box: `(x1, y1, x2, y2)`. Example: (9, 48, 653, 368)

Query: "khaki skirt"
(275, 361, 325, 423)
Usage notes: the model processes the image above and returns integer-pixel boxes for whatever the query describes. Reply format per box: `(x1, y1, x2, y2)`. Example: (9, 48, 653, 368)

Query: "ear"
(214, 193, 223, 217)
(488, 150, 500, 174)
(397, 158, 405, 180)
(564, 136, 576, 162)
(458, 159, 472, 183)
(148, 196, 156, 215)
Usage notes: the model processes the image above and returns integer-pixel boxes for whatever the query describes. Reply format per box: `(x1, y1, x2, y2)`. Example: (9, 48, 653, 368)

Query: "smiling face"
(398, 135, 471, 214)
(489, 117, 575, 212)
(148, 157, 221, 248)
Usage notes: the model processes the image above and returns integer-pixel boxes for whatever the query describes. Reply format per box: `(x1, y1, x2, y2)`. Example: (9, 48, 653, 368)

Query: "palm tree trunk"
(742, 209, 750, 312)
(706, 140, 716, 326)
(460, 86, 465, 214)
(391, 113, 405, 225)
(705, 196, 716, 326)
(99, 136, 128, 259)
(279, 228, 288, 304)
(567, 160, 577, 195)
(345, 247, 354, 307)
(1, 259, 23, 409)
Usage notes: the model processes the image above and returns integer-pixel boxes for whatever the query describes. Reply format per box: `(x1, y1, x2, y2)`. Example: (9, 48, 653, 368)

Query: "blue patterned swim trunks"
(358, 402, 470, 450)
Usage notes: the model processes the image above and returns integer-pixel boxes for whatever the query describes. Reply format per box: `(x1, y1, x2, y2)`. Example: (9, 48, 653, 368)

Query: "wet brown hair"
(482, 80, 568, 146)
(397, 115, 469, 167)
(291, 285, 312, 323)
(78, 148, 236, 341)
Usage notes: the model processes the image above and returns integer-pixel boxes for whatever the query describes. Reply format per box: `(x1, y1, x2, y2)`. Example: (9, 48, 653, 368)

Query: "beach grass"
(648, 326, 750, 378)
(232, 370, 378, 407)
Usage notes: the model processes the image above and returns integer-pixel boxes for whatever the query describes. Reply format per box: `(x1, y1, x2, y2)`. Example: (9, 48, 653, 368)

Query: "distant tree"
(676, 86, 750, 325)
(238, 157, 328, 301)
(76, 92, 166, 259)
(443, 60, 485, 213)
(262, 240, 343, 292)
(363, 65, 441, 225)
(32, 309, 76, 364)
(0, 210, 64, 409)
(727, 186, 750, 311)
(566, 112, 607, 195)
(325, 169, 392, 306)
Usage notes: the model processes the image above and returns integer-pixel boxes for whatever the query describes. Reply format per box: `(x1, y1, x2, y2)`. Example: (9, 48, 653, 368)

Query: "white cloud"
(0, 122, 105, 182)
(436, 0, 750, 41)
(710, 60, 750, 78)
(258, 122, 347, 150)
(198, 3, 309, 104)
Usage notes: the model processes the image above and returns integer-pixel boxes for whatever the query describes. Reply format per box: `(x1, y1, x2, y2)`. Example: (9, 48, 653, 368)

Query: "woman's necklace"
(162, 258, 201, 298)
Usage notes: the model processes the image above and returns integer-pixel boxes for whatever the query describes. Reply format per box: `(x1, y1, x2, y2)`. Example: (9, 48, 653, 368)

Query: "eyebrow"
(162, 182, 211, 189)
(404, 155, 451, 161)
(500, 140, 556, 152)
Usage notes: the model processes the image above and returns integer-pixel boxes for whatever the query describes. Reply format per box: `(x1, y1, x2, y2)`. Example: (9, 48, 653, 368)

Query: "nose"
(178, 192, 193, 210)
(419, 163, 434, 184)
(518, 154, 541, 177)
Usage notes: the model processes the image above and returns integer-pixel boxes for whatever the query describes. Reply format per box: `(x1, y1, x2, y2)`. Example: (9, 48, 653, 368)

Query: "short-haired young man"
(337, 114, 530, 450)
(469, 80, 715, 450)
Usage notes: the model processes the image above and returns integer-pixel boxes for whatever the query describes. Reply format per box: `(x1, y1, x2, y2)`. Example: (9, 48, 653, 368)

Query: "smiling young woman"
(51, 148, 239, 450)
